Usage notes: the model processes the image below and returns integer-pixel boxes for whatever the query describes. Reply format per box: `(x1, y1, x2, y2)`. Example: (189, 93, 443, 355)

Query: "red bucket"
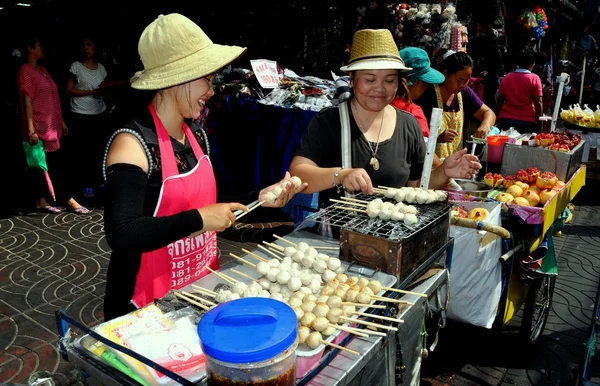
(487, 135, 509, 164)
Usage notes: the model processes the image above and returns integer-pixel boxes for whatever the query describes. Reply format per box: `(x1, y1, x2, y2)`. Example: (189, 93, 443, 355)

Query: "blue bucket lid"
(198, 298, 297, 364)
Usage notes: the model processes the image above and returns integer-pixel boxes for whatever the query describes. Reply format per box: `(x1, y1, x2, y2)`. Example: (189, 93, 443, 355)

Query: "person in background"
(496, 48, 543, 132)
(66, 36, 109, 197)
(17, 36, 89, 214)
(416, 50, 496, 159)
(392, 47, 445, 169)
(103, 14, 306, 320)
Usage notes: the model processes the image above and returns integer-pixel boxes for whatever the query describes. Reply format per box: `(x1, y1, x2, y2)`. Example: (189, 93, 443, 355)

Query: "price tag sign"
(250, 59, 280, 89)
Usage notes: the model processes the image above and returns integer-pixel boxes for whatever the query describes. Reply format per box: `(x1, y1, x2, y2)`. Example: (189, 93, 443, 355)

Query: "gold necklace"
(352, 102, 385, 171)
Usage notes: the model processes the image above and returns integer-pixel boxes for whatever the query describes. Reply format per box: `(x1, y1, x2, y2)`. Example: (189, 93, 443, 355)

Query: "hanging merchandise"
(518, 7, 549, 39)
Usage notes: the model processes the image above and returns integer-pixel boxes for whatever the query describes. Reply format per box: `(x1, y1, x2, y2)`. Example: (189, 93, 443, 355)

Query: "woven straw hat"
(131, 14, 246, 90)
(340, 29, 411, 72)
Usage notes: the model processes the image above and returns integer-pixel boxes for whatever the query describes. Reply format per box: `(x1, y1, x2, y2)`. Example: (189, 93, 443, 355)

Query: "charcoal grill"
(305, 193, 452, 282)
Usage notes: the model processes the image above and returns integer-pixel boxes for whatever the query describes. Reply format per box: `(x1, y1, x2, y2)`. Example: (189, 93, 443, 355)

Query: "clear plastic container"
(206, 339, 297, 386)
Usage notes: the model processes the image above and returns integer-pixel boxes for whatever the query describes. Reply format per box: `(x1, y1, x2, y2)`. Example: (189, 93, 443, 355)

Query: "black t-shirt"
(295, 105, 426, 208)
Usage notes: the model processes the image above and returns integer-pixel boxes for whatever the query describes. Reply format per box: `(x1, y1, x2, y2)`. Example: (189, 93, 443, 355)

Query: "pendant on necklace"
(370, 156, 380, 171)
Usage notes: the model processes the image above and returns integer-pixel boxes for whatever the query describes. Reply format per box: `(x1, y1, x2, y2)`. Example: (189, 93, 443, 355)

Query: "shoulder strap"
(338, 102, 352, 198)
(102, 126, 154, 181)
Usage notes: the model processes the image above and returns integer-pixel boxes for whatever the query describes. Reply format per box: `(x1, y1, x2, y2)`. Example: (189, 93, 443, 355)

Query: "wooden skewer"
(340, 324, 387, 337)
(174, 291, 210, 310)
(242, 248, 269, 263)
(321, 340, 359, 356)
(230, 269, 259, 283)
(273, 234, 298, 247)
(257, 245, 284, 260)
(235, 201, 266, 220)
(329, 323, 369, 338)
(334, 205, 368, 214)
(372, 187, 387, 192)
(206, 267, 238, 285)
(353, 311, 405, 324)
(339, 196, 370, 204)
(263, 241, 285, 252)
(269, 247, 286, 256)
(191, 285, 216, 298)
(382, 287, 428, 298)
(180, 291, 217, 307)
(342, 302, 385, 310)
(339, 316, 398, 332)
(329, 198, 366, 207)
(370, 295, 415, 306)
(311, 246, 339, 250)
(378, 185, 397, 190)
(229, 253, 257, 269)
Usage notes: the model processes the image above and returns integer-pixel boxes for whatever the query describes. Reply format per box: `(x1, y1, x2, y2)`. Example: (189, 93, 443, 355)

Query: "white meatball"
(297, 242, 310, 252)
(288, 297, 303, 308)
(335, 266, 345, 274)
(416, 190, 429, 205)
(391, 210, 405, 222)
(304, 294, 318, 303)
(292, 291, 307, 301)
(379, 208, 392, 220)
(301, 301, 317, 313)
(308, 278, 321, 294)
(345, 289, 358, 303)
(266, 268, 279, 282)
(317, 295, 329, 304)
(300, 311, 316, 327)
(243, 287, 258, 298)
(229, 293, 241, 301)
(269, 283, 281, 294)
(326, 308, 344, 324)
(346, 277, 359, 286)
(298, 325, 310, 345)
(335, 273, 348, 283)
(367, 201, 381, 212)
(426, 190, 437, 204)
(357, 278, 369, 289)
(313, 303, 330, 318)
(280, 181, 291, 190)
(302, 255, 315, 268)
(367, 207, 380, 219)
(268, 259, 280, 268)
(233, 282, 248, 296)
(256, 261, 270, 276)
(394, 189, 406, 203)
(284, 247, 297, 257)
(322, 269, 336, 283)
(384, 188, 397, 198)
(280, 286, 294, 299)
(258, 290, 270, 298)
(368, 280, 383, 294)
(277, 271, 291, 285)
(435, 190, 447, 201)
(360, 286, 374, 297)
(215, 290, 231, 303)
(328, 278, 340, 288)
(291, 262, 301, 272)
(290, 176, 302, 188)
(300, 272, 312, 286)
(403, 205, 418, 215)
(321, 286, 335, 296)
(322, 326, 337, 337)
(404, 213, 419, 226)
(313, 260, 328, 273)
(395, 202, 405, 210)
(372, 198, 384, 206)
(292, 251, 305, 263)
(271, 186, 283, 198)
(315, 253, 330, 262)
(264, 191, 277, 204)
(311, 316, 329, 332)
(311, 273, 323, 283)
(342, 305, 356, 316)
(326, 295, 343, 309)
(327, 258, 342, 272)
(293, 307, 304, 321)
(282, 256, 293, 265)
(278, 263, 291, 273)
(383, 202, 396, 211)
(306, 332, 322, 349)
(258, 278, 271, 290)
(287, 277, 302, 292)
(299, 287, 313, 296)
(306, 247, 318, 258)
(356, 293, 371, 304)
(405, 190, 417, 204)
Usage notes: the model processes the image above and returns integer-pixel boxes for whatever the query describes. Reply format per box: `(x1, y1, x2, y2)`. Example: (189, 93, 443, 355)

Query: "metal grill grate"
(305, 193, 452, 241)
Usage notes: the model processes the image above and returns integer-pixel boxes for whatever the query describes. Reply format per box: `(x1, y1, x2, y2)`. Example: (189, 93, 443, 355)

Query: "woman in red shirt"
(18, 36, 89, 214)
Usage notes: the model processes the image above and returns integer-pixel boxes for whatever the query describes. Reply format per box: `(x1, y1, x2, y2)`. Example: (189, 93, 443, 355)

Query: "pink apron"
(131, 105, 219, 308)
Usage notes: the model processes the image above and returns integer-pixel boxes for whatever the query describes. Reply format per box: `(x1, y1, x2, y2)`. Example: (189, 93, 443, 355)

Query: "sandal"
(37, 206, 62, 214)
(67, 206, 91, 215)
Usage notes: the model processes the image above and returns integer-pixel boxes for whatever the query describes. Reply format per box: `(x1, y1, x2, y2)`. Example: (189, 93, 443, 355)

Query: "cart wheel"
(520, 275, 556, 344)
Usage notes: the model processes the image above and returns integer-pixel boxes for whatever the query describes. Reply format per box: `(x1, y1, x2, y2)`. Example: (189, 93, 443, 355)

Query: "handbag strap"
(338, 102, 352, 198)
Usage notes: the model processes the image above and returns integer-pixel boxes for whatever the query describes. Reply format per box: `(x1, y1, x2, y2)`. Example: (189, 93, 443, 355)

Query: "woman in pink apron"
(102, 14, 305, 320)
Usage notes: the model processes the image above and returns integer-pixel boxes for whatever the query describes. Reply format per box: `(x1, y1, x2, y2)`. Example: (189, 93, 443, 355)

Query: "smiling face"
(443, 67, 472, 94)
(174, 74, 216, 120)
(351, 69, 399, 111)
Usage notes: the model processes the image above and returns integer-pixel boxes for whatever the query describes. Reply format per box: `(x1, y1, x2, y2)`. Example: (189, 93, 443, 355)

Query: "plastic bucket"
(486, 135, 509, 164)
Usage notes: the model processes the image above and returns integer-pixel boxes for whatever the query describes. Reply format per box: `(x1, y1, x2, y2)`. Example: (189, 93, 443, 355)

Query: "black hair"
(20, 34, 39, 58)
(516, 48, 536, 69)
(438, 52, 474, 75)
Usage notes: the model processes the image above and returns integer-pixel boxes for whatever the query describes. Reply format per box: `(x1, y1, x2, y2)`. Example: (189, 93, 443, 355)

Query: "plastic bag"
(22, 140, 47, 171)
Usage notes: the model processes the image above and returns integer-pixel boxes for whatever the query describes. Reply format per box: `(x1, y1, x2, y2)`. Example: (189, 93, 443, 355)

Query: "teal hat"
(399, 47, 445, 86)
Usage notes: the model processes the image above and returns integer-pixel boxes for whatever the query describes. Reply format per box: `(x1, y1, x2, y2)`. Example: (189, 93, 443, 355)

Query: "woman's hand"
(474, 125, 490, 138)
(438, 129, 459, 143)
(28, 132, 39, 145)
(62, 121, 69, 136)
(442, 148, 482, 179)
(337, 168, 373, 194)
(198, 202, 248, 232)
(260, 172, 308, 208)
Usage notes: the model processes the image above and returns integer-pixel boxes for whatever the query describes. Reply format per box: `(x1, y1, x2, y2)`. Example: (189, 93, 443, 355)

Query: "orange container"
(487, 135, 509, 164)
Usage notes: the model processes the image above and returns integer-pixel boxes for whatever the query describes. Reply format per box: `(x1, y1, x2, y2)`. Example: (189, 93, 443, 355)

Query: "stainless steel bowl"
(445, 179, 491, 198)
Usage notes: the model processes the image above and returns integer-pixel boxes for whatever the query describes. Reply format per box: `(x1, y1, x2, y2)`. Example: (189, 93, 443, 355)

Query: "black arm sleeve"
(104, 163, 204, 252)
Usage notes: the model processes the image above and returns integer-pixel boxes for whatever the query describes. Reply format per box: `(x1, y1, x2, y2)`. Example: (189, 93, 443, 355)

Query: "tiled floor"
(0, 202, 599, 385)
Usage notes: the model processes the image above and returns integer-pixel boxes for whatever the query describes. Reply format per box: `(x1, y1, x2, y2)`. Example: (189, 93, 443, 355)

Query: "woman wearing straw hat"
(102, 14, 306, 319)
(290, 29, 481, 209)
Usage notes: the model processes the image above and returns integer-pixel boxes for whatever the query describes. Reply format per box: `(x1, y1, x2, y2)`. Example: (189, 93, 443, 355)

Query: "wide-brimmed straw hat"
(340, 29, 411, 72)
(131, 13, 246, 90)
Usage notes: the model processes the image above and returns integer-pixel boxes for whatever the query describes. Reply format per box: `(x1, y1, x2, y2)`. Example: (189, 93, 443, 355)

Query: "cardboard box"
(500, 140, 584, 182)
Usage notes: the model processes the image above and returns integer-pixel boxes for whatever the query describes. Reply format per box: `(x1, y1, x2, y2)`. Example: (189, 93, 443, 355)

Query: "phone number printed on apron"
(168, 232, 217, 287)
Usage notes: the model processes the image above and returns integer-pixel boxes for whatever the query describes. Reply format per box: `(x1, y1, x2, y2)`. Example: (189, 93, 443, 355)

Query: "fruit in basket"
(549, 142, 570, 152)
(535, 133, 554, 147)
(503, 175, 517, 189)
(527, 185, 542, 195)
(468, 208, 489, 221)
(496, 193, 514, 203)
(483, 172, 504, 188)
(540, 189, 557, 205)
(515, 181, 529, 191)
(536, 172, 558, 190)
(513, 197, 530, 206)
(506, 185, 524, 198)
(523, 190, 541, 206)
(552, 181, 566, 191)
(517, 168, 540, 184)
